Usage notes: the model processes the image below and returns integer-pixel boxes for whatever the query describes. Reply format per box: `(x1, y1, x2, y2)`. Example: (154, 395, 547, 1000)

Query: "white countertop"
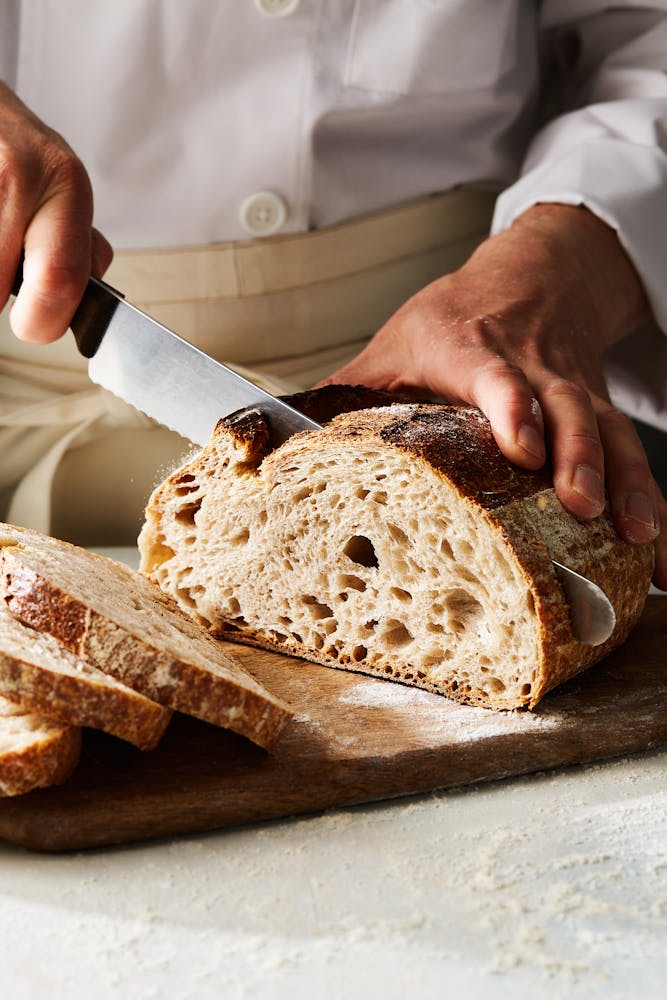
(2, 749, 667, 999)
(1, 553, 665, 999)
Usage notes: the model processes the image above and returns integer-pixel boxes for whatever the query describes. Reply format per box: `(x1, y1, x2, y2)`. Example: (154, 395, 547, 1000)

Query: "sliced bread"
(0, 603, 171, 750)
(0, 694, 81, 797)
(138, 386, 654, 711)
(0, 524, 292, 749)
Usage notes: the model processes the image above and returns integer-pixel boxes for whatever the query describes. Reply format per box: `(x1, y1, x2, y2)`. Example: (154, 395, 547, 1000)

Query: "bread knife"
(11, 263, 320, 448)
(11, 264, 616, 646)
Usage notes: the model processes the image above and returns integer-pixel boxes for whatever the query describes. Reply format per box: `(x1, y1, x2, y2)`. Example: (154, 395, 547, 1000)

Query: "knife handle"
(10, 255, 23, 299)
(11, 251, 124, 359)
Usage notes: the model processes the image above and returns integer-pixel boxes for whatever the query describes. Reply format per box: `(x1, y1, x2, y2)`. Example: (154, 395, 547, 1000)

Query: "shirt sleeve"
(491, 3, 667, 332)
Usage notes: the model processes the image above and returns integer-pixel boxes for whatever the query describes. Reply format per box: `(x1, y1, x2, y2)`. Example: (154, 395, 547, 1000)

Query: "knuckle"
(461, 315, 503, 352)
(474, 355, 526, 387)
(543, 378, 590, 407)
(33, 259, 86, 304)
(46, 144, 91, 196)
(0, 141, 26, 198)
(468, 356, 533, 412)
(0, 133, 91, 212)
(596, 406, 634, 436)
(617, 458, 652, 484)
(566, 430, 603, 456)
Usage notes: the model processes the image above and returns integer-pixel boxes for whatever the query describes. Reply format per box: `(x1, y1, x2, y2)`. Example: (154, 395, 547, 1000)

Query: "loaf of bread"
(0, 523, 292, 749)
(0, 694, 81, 797)
(0, 603, 171, 750)
(139, 386, 654, 711)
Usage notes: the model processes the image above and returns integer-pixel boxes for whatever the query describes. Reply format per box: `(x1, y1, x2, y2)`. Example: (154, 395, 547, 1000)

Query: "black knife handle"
(10, 254, 23, 299)
(11, 251, 124, 359)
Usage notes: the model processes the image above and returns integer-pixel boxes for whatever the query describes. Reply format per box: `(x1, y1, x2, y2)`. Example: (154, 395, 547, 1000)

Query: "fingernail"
(623, 492, 658, 532)
(517, 423, 545, 460)
(571, 464, 604, 506)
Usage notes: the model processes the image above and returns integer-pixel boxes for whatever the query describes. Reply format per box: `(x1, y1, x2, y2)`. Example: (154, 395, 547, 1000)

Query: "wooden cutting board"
(0, 596, 665, 853)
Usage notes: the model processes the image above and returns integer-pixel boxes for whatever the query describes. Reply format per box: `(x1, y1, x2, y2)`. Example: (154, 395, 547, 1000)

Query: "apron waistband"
(106, 188, 498, 304)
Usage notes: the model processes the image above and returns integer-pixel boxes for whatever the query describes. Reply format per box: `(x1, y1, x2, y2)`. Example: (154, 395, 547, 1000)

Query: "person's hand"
(320, 203, 666, 589)
(0, 81, 112, 343)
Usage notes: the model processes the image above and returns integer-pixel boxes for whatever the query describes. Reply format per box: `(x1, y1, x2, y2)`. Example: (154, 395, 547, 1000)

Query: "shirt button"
(239, 191, 288, 237)
(254, 0, 301, 17)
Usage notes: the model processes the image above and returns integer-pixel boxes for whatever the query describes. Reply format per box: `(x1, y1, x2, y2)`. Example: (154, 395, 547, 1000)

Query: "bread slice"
(0, 524, 292, 749)
(0, 603, 171, 750)
(0, 694, 81, 797)
(138, 386, 654, 711)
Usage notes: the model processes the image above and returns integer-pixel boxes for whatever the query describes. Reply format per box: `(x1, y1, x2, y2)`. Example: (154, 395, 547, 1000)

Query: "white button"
(254, 0, 300, 17)
(239, 191, 288, 237)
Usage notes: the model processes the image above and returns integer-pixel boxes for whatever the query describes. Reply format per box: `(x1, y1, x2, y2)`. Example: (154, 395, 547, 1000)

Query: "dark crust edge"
(0, 715, 81, 797)
(0, 645, 171, 751)
(0, 537, 292, 751)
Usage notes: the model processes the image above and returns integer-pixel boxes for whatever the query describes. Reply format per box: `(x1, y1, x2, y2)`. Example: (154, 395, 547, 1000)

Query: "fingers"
(9, 156, 94, 344)
(597, 408, 660, 545)
(465, 357, 546, 469)
(538, 379, 606, 519)
(504, 377, 661, 579)
(0, 84, 103, 343)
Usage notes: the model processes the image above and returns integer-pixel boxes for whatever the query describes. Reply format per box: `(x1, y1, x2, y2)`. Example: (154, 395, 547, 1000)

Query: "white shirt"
(2, 0, 667, 427)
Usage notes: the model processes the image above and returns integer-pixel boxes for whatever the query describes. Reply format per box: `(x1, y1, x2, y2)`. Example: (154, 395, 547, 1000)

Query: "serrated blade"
(77, 278, 320, 446)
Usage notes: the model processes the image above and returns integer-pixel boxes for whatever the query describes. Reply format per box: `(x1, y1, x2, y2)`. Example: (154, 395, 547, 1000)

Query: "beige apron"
(0, 188, 496, 545)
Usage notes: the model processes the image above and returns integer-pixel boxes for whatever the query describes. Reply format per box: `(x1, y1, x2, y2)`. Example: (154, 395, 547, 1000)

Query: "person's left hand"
(318, 204, 666, 589)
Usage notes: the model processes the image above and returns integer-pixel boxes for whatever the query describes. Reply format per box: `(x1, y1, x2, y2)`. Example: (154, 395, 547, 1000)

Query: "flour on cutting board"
(336, 677, 561, 740)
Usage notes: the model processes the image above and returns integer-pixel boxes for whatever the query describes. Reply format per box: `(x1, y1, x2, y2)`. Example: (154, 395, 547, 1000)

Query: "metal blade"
(86, 292, 320, 446)
(553, 561, 616, 646)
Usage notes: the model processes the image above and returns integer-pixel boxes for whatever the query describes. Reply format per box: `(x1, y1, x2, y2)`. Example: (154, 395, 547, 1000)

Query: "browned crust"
(0, 711, 81, 797)
(0, 542, 291, 750)
(376, 406, 554, 508)
(221, 406, 272, 461)
(163, 388, 654, 710)
(0, 644, 171, 752)
(282, 384, 409, 424)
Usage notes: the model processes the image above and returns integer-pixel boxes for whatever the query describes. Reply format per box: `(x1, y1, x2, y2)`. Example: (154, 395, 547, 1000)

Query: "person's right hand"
(0, 81, 112, 344)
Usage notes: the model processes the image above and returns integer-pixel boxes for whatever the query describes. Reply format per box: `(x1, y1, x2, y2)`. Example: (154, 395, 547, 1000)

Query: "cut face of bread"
(0, 524, 292, 749)
(139, 392, 653, 711)
(0, 695, 81, 797)
(0, 604, 171, 751)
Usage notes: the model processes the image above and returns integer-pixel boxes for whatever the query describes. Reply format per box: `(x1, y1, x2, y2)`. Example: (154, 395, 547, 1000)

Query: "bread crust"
(0, 697, 81, 797)
(0, 606, 172, 751)
(0, 526, 292, 750)
(140, 388, 654, 710)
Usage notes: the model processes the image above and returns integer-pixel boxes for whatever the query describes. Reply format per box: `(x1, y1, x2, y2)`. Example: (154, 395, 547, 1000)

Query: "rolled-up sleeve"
(492, 3, 667, 332)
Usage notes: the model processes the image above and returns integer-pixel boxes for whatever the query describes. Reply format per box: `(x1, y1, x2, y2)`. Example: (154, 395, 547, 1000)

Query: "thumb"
(315, 330, 412, 391)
